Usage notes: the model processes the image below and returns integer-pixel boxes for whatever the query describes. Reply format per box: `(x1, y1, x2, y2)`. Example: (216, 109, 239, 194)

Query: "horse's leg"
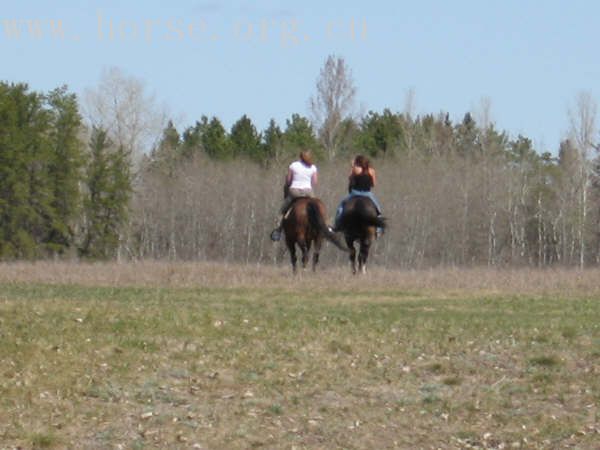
(358, 238, 371, 274)
(286, 239, 297, 273)
(345, 235, 357, 274)
(300, 240, 309, 270)
(312, 238, 322, 272)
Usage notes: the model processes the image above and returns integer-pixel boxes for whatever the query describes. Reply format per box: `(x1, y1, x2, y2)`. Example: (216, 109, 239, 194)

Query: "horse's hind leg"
(345, 236, 357, 274)
(300, 240, 310, 270)
(312, 238, 322, 272)
(358, 240, 370, 274)
(286, 240, 298, 273)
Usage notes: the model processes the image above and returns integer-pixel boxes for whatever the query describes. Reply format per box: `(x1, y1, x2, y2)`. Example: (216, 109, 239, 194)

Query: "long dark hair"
(354, 155, 370, 171)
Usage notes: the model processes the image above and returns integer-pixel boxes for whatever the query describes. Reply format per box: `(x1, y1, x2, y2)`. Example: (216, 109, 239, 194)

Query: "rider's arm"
(369, 167, 377, 187)
(311, 169, 318, 187)
(285, 167, 294, 186)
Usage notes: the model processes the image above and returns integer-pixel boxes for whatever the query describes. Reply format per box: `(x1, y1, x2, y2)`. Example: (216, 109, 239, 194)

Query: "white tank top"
(289, 160, 317, 190)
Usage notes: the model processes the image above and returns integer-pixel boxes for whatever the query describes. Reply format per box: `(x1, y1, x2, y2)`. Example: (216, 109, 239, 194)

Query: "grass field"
(0, 262, 599, 449)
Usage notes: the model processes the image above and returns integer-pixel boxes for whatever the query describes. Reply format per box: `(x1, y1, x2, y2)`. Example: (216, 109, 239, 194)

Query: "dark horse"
(337, 196, 386, 274)
(282, 197, 346, 273)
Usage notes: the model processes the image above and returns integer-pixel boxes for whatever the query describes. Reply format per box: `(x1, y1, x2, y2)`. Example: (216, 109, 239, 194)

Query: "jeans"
(334, 190, 382, 229)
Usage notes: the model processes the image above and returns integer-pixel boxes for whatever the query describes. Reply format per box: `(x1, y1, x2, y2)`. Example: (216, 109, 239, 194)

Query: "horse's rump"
(340, 196, 386, 232)
(283, 198, 346, 252)
(281, 197, 344, 272)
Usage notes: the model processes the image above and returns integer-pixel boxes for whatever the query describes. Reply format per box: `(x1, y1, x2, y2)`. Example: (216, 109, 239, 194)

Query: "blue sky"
(2, 1, 599, 153)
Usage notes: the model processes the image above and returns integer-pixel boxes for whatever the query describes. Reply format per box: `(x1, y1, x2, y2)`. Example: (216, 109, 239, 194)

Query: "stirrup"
(270, 228, 282, 242)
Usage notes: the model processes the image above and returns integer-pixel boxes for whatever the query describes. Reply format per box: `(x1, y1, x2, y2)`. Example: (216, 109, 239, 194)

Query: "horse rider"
(270, 150, 318, 242)
(332, 154, 383, 234)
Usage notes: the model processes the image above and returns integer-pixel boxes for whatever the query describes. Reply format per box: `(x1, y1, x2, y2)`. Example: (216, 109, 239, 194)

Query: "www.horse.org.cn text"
(1, 14, 368, 46)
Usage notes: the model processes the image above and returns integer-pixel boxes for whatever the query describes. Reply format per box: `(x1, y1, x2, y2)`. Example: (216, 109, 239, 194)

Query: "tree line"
(1, 57, 600, 267)
(0, 82, 131, 259)
(138, 106, 600, 268)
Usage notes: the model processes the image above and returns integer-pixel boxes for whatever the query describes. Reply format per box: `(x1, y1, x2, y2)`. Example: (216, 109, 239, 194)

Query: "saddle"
(283, 196, 309, 219)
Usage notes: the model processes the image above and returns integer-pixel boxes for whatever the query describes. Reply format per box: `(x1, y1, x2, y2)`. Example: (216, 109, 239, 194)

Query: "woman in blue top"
(333, 155, 382, 232)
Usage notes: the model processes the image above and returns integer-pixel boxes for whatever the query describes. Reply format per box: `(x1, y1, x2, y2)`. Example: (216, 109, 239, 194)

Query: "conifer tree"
(357, 109, 405, 158)
(201, 117, 231, 160)
(80, 127, 132, 259)
(283, 114, 320, 158)
(46, 85, 85, 253)
(0, 82, 52, 258)
(262, 119, 284, 164)
(181, 116, 209, 159)
(230, 115, 262, 161)
(149, 120, 181, 177)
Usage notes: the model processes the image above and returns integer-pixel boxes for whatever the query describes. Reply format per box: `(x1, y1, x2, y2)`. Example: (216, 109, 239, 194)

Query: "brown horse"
(337, 196, 386, 274)
(282, 197, 346, 273)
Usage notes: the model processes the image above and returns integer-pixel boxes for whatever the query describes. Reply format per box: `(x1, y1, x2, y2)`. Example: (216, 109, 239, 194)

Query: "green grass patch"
(30, 432, 60, 449)
(0, 282, 599, 449)
(529, 355, 561, 368)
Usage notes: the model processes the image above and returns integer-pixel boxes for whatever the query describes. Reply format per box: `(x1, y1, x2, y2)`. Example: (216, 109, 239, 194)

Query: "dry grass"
(0, 262, 599, 449)
(1, 261, 600, 297)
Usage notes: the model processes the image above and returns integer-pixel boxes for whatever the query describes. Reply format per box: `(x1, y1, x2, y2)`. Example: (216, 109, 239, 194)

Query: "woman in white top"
(270, 150, 318, 241)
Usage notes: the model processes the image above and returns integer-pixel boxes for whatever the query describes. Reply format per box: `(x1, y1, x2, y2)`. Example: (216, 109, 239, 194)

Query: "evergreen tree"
(454, 112, 480, 157)
(262, 119, 284, 164)
(181, 116, 209, 159)
(558, 139, 580, 173)
(149, 120, 181, 176)
(480, 124, 509, 158)
(46, 85, 85, 253)
(335, 117, 360, 157)
(201, 117, 232, 160)
(357, 109, 405, 158)
(230, 115, 262, 161)
(80, 127, 132, 259)
(0, 82, 52, 258)
(411, 113, 455, 158)
(508, 136, 538, 166)
(283, 114, 320, 158)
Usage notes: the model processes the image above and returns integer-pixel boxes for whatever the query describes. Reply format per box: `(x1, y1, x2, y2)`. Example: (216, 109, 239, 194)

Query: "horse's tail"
(307, 200, 347, 251)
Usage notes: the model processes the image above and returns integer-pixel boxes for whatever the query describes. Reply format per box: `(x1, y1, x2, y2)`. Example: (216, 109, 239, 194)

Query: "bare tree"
(83, 67, 168, 261)
(568, 91, 598, 268)
(474, 97, 493, 131)
(403, 87, 417, 120)
(309, 55, 357, 160)
(83, 67, 167, 163)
